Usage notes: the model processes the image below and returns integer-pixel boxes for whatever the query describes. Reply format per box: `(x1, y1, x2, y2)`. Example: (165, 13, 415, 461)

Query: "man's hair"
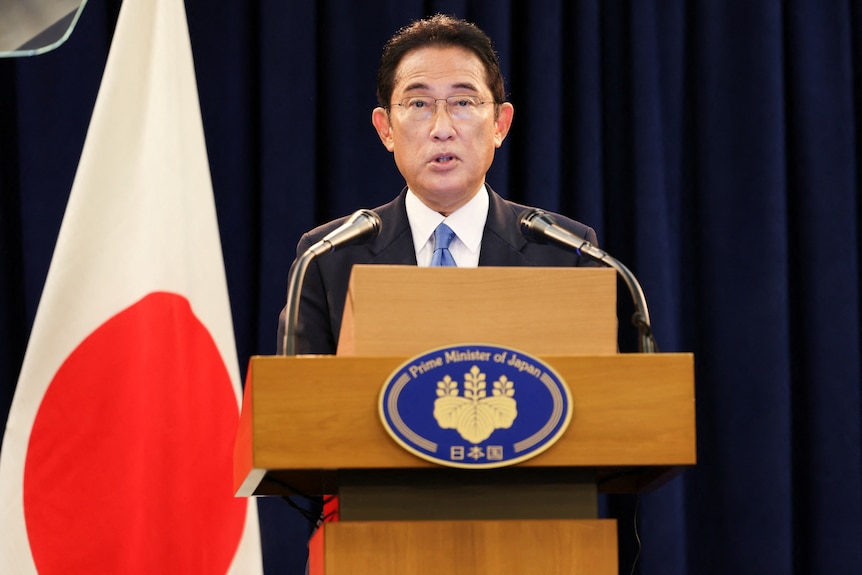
(376, 14, 506, 109)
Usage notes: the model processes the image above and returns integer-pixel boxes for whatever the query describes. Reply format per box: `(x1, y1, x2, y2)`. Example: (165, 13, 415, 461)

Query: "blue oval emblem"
(379, 344, 572, 469)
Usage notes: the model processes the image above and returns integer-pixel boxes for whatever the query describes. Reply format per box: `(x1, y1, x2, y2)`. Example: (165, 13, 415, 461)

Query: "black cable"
(628, 495, 642, 575)
(262, 475, 324, 526)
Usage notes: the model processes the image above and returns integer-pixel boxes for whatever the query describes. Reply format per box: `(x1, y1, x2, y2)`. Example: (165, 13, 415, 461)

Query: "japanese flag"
(0, 0, 263, 572)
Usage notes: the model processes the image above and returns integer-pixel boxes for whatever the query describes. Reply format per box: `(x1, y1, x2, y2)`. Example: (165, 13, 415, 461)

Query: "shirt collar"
(405, 186, 489, 254)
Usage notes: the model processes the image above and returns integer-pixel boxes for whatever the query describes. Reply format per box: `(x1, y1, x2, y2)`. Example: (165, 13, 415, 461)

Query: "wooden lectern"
(234, 266, 696, 574)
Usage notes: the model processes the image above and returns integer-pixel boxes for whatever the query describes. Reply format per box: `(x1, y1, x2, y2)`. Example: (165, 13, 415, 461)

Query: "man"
(280, 14, 598, 355)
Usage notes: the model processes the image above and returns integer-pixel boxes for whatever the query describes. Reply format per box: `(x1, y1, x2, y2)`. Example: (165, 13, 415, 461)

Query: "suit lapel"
(478, 187, 532, 266)
(365, 189, 418, 265)
(361, 186, 532, 267)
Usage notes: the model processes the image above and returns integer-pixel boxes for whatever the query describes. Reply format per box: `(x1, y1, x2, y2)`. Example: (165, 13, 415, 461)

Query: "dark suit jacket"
(279, 186, 599, 354)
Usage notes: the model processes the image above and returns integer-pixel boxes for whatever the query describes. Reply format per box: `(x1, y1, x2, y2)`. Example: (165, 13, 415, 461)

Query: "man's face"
(372, 46, 514, 215)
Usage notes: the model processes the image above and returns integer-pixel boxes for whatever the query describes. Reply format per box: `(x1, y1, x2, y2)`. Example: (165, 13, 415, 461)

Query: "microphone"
(519, 208, 657, 353)
(304, 209, 382, 258)
(282, 209, 381, 356)
(520, 208, 611, 263)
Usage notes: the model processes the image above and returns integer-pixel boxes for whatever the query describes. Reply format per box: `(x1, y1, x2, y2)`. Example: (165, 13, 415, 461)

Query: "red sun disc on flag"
(23, 292, 246, 574)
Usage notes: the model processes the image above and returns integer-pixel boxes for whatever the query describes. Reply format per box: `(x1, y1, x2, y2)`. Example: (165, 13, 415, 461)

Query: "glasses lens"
(411, 97, 436, 120)
(447, 96, 480, 120)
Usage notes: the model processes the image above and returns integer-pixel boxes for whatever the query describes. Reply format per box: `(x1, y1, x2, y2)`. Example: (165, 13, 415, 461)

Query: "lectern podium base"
(309, 519, 618, 575)
(236, 270, 695, 573)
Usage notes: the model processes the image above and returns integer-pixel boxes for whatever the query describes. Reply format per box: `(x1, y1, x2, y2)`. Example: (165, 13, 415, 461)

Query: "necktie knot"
(430, 223, 457, 267)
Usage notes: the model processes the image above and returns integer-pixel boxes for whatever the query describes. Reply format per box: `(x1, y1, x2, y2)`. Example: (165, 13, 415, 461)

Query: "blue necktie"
(430, 223, 457, 267)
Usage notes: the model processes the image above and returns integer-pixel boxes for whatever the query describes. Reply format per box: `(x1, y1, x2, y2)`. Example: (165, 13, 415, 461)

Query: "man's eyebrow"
(400, 81, 482, 93)
(451, 82, 480, 92)
(401, 82, 430, 92)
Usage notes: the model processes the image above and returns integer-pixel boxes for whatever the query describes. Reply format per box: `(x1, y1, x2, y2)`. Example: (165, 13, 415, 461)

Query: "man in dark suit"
(281, 14, 598, 355)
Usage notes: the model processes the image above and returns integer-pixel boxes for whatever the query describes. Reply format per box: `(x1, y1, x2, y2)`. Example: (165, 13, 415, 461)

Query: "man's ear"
(371, 107, 395, 152)
(494, 102, 514, 148)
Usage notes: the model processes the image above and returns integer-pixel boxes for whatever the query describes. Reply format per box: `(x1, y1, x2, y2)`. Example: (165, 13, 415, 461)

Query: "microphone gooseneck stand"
(583, 246, 656, 354)
(282, 250, 314, 357)
(520, 209, 657, 353)
(281, 209, 381, 356)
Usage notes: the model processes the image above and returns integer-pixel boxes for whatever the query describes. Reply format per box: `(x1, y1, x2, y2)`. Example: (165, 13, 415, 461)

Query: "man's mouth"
(433, 154, 455, 163)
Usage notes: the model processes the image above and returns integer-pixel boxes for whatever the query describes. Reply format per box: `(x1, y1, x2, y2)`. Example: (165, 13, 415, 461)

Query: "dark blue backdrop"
(1, 1, 860, 574)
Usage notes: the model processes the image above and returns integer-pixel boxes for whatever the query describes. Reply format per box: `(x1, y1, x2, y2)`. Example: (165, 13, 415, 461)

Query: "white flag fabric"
(0, 0, 263, 572)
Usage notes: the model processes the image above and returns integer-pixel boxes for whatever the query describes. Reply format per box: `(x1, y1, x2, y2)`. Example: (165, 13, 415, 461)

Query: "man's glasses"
(388, 95, 497, 121)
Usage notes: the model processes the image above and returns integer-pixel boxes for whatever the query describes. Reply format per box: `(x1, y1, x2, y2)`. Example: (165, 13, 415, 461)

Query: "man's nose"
(430, 102, 456, 139)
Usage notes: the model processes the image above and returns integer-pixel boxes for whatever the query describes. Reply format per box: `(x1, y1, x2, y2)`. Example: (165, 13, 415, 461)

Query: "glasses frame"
(386, 95, 499, 121)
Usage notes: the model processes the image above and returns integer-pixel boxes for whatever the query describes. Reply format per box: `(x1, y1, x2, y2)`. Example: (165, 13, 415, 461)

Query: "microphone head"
(318, 208, 382, 254)
(519, 208, 557, 243)
(354, 208, 382, 238)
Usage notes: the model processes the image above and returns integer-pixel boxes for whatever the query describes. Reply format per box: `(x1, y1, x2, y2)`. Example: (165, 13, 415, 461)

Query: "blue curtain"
(1, 1, 860, 573)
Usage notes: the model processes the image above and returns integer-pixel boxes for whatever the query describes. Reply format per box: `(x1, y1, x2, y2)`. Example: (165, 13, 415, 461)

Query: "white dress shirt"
(405, 186, 489, 267)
